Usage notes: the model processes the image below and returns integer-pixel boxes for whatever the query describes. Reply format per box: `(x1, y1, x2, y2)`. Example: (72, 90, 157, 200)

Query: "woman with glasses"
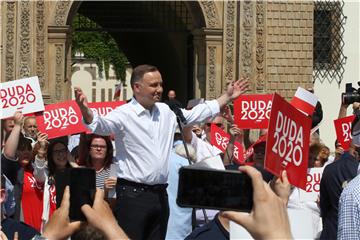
(79, 134, 115, 190)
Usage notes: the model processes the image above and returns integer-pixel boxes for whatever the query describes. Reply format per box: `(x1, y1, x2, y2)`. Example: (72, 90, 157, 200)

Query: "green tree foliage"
(71, 14, 128, 81)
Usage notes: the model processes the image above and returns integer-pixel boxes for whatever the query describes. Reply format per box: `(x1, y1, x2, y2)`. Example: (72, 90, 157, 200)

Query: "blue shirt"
(338, 174, 360, 240)
(166, 141, 193, 240)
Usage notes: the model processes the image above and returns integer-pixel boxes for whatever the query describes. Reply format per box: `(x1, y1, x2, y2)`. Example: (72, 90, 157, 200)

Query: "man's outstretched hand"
(74, 87, 93, 124)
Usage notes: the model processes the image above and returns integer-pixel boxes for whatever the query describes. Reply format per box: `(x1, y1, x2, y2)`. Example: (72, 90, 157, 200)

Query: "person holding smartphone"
(74, 64, 249, 240)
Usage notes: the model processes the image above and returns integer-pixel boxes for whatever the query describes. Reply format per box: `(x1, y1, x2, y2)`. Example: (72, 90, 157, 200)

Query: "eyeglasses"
(53, 148, 68, 155)
(90, 145, 107, 150)
(206, 123, 223, 128)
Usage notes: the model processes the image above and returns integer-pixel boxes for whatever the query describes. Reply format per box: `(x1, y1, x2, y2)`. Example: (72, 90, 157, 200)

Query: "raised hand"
(37, 132, 48, 150)
(13, 111, 24, 126)
(74, 87, 89, 109)
(226, 77, 249, 101)
(74, 86, 93, 124)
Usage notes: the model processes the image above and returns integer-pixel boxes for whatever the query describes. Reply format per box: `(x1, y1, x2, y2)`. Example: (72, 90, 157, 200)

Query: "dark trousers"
(115, 178, 169, 240)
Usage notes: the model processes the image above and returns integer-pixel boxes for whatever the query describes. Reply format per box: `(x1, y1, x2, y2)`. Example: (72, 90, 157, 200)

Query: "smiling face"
(133, 70, 163, 110)
(23, 117, 38, 139)
(89, 137, 107, 164)
(52, 142, 69, 169)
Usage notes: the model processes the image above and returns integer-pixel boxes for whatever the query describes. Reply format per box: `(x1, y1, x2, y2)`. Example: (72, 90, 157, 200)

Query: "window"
(313, 0, 346, 85)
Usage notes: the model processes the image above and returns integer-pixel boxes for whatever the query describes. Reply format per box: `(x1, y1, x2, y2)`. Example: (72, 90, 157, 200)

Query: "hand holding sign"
(13, 111, 24, 126)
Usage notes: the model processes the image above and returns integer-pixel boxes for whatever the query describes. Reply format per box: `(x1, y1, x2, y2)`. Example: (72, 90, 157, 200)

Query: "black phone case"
(55, 168, 96, 221)
(176, 167, 253, 212)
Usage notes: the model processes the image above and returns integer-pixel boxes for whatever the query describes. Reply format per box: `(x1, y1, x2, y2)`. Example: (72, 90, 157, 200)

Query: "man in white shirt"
(74, 64, 248, 239)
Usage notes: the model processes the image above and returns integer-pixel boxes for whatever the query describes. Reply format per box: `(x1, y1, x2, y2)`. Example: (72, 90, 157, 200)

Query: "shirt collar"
(130, 97, 159, 116)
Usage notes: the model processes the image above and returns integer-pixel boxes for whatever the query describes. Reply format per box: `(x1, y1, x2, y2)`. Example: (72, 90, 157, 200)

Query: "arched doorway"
(65, 1, 211, 104)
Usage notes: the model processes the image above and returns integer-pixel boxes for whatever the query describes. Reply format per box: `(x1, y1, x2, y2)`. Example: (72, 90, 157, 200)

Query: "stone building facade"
(1, 1, 315, 104)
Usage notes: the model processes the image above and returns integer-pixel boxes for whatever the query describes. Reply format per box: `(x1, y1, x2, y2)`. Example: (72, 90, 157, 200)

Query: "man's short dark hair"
(130, 64, 158, 88)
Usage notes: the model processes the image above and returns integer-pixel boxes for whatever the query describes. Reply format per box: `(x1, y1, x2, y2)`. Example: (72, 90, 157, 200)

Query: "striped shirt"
(338, 174, 360, 240)
(96, 167, 110, 189)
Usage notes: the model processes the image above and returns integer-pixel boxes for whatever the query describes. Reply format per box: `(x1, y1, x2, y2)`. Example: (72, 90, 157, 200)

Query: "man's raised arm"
(216, 77, 249, 109)
(74, 87, 94, 124)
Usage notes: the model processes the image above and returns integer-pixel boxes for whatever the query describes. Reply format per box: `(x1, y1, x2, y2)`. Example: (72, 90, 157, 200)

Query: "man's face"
(134, 71, 163, 108)
(168, 90, 176, 100)
(24, 118, 38, 139)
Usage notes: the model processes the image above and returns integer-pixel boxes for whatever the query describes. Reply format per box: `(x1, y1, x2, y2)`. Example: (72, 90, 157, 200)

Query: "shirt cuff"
(82, 110, 99, 132)
(34, 156, 46, 169)
(205, 99, 220, 118)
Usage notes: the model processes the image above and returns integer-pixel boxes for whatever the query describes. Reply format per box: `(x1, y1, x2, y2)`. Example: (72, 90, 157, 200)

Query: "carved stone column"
(47, 26, 71, 104)
(238, 1, 257, 91)
(255, 0, 267, 92)
(222, 1, 238, 91)
(3, 1, 17, 82)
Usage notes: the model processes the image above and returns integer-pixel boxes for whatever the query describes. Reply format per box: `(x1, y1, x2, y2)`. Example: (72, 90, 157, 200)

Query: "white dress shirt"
(85, 97, 219, 184)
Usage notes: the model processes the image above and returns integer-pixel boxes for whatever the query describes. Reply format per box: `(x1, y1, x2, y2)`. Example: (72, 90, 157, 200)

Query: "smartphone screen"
(177, 167, 253, 212)
(55, 168, 96, 221)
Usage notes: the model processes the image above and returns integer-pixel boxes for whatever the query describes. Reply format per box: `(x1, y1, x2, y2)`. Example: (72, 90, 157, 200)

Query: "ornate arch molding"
(198, 1, 221, 29)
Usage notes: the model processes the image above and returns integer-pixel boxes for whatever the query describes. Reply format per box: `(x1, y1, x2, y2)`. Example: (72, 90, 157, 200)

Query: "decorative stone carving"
(241, 1, 254, 80)
(208, 46, 216, 99)
(224, 1, 236, 86)
(55, 45, 63, 101)
(55, 1, 70, 26)
(19, 0, 31, 78)
(5, 1, 15, 82)
(256, 0, 266, 91)
(36, 0, 46, 88)
(200, 1, 220, 28)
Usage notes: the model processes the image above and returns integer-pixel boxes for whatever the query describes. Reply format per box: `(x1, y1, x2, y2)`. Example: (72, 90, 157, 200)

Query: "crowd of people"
(1, 64, 359, 240)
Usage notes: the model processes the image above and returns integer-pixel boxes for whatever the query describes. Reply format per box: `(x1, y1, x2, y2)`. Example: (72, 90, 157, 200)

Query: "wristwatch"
(32, 235, 48, 240)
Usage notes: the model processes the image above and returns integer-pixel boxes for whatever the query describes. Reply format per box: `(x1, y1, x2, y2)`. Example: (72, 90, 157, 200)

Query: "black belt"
(117, 178, 168, 192)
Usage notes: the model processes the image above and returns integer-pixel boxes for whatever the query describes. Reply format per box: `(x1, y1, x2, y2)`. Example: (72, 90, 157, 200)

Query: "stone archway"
(48, 0, 227, 103)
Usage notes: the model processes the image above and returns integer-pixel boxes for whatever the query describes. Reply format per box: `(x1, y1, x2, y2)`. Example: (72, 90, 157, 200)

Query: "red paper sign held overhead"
(334, 115, 355, 151)
(265, 93, 311, 190)
(234, 94, 273, 129)
(36, 100, 87, 139)
(210, 124, 245, 164)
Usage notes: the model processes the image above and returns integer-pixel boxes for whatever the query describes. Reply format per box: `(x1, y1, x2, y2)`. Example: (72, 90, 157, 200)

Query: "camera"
(342, 82, 360, 105)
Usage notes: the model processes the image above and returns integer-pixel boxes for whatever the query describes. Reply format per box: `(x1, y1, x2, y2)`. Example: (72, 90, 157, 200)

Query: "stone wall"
(266, 1, 314, 99)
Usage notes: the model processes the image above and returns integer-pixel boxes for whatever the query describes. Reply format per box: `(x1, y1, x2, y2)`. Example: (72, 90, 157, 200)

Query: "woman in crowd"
(79, 134, 116, 191)
(2, 112, 56, 232)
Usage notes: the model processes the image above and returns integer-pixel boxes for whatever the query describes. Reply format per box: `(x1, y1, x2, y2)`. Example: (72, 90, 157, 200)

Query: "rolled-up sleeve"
(33, 156, 47, 183)
(182, 100, 220, 124)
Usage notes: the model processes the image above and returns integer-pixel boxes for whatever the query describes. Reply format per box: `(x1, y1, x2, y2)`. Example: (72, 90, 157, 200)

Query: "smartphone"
(55, 168, 96, 221)
(177, 167, 253, 212)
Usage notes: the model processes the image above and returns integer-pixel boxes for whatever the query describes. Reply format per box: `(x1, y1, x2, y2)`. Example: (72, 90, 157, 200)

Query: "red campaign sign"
(210, 124, 245, 163)
(234, 94, 273, 129)
(299, 168, 324, 202)
(36, 100, 87, 139)
(264, 93, 312, 190)
(211, 124, 230, 152)
(334, 115, 355, 151)
(88, 101, 126, 117)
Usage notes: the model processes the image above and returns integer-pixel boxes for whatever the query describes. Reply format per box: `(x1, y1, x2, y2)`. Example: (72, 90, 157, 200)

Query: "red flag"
(113, 83, 122, 100)
(291, 87, 318, 116)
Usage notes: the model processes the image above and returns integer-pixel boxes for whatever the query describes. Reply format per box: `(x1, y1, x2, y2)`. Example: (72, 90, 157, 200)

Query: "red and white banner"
(36, 100, 87, 139)
(299, 167, 324, 202)
(210, 124, 245, 164)
(234, 94, 273, 129)
(334, 115, 355, 151)
(0, 76, 45, 119)
(290, 87, 318, 116)
(265, 93, 312, 190)
(88, 101, 126, 117)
